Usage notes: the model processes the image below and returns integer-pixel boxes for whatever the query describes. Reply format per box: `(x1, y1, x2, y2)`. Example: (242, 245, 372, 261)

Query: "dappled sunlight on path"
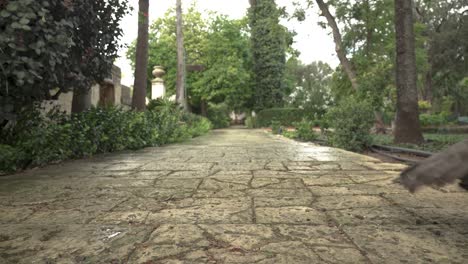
(1, 128, 467, 263)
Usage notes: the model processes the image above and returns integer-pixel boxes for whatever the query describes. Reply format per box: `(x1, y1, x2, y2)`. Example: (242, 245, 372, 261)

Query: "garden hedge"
(256, 108, 310, 127)
(0, 105, 212, 174)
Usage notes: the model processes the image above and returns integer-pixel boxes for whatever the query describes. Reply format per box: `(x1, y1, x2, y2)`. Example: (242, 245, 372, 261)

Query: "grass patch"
(371, 133, 468, 152)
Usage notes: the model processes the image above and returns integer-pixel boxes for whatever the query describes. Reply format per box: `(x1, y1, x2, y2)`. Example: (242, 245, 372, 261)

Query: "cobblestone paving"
(1, 128, 468, 263)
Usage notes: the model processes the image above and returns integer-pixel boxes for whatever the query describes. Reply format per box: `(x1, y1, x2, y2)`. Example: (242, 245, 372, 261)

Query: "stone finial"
(152, 66, 165, 82)
(151, 66, 166, 100)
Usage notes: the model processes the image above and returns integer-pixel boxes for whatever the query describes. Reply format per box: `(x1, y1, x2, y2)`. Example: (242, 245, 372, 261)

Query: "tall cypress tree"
(249, 0, 287, 110)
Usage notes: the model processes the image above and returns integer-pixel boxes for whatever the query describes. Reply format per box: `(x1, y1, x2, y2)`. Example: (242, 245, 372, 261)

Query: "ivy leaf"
(6, 3, 19, 12)
(0, 10, 11, 18)
(19, 18, 30, 25)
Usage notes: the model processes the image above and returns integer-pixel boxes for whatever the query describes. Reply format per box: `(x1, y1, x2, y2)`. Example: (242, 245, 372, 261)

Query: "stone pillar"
(151, 66, 166, 100)
(112, 65, 122, 106)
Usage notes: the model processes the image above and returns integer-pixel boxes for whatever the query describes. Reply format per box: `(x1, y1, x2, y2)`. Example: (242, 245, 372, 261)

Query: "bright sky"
(115, 0, 339, 86)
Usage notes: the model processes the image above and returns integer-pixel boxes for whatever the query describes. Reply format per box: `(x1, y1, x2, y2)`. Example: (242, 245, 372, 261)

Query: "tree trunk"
(132, 0, 149, 111)
(315, 0, 359, 91)
(71, 88, 91, 113)
(424, 54, 433, 104)
(394, 0, 424, 144)
(374, 111, 387, 134)
(200, 99, 208, 117)
(176, 0, 188, 111)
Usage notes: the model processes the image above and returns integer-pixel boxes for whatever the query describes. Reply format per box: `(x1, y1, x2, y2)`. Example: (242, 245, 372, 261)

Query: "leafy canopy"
(127, 6, 253, 112)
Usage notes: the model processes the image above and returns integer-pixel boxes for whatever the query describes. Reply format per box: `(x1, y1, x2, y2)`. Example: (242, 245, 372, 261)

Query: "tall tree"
(286, 60, 334, 117)
(249, 0, 288, 110)
(176, 0, 188, 110)
(132, 0, 149, 111)
(394, 0, 424, 144)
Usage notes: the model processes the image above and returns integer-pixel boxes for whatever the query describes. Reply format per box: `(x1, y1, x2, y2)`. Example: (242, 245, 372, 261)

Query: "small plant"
(293, 120, 318, 141)
(271, 120, 282, 135)
(324, 97, 374, 152)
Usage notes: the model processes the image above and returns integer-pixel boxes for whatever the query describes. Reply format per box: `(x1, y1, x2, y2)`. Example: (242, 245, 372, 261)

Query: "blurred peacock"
(398, 140, 468, 193)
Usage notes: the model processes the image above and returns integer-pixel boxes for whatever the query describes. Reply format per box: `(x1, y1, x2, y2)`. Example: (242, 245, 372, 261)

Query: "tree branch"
(315, 0, 359, 90)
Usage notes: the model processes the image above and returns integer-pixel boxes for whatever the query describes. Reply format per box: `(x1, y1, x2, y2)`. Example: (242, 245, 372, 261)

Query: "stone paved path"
(1, 128, 468, 263)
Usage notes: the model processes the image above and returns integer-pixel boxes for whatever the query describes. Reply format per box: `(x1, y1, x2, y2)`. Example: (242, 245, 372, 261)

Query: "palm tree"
(176, 0, 188, 110)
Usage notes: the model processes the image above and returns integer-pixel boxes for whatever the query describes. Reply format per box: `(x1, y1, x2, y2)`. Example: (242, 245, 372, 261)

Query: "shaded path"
(1, 128, 467, 263)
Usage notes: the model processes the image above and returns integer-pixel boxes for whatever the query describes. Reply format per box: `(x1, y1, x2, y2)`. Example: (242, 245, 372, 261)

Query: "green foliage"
(418, 1, 468, 115)
(286, 60, 334, 118)
(418, 100, 432, 112)
(256, 108, 308, 127)
(282, 130, 297, 139)
(182, 112, 213, 137)
(293, 120, 318, 141)
(372, 133, 468, 153)
(245, 116, 258, 129)
(325, 97, 374, 152)
(0, 106, 211, 173)
(193, 16, 253, 111)
(0, 0, 129, 122)
(270, 121, 282, 135)
(440, 97, 455, 113)
(147, 98, 179, 112)
(0, 144, 21, 173)
(419, 112, 452, 127)
(249, 0, 291, 109)
(207, 103, 231, 129)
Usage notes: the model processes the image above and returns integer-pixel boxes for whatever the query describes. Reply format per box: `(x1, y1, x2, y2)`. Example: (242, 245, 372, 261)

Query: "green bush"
(245, 116, 258, 129)
(293, 120, 318, 141)
(271, 120, 282, 135)
(0, 105, 212, 173)
(256, 108, 309, 127)
(182, 112, 213, 137)
(419, 112, 451, 127)
(0, 145, 22, 173)
(324, 97, 374, 152)
(207, 103, 231, 129)
(147, 98, 179, 112)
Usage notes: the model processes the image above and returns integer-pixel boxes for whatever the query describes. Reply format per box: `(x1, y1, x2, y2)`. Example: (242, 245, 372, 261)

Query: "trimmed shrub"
(207, 103, 231, 129)
(271, 120, 282, 135)
(293, 120, 318, 141)
(0, 105, 212, 173)
(256, 108, 310, 127)
(182, 112, 213, 137)
(324, 97, 374, 152)
(245, 116, 258, 129)
(0, 145, 22, 173)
